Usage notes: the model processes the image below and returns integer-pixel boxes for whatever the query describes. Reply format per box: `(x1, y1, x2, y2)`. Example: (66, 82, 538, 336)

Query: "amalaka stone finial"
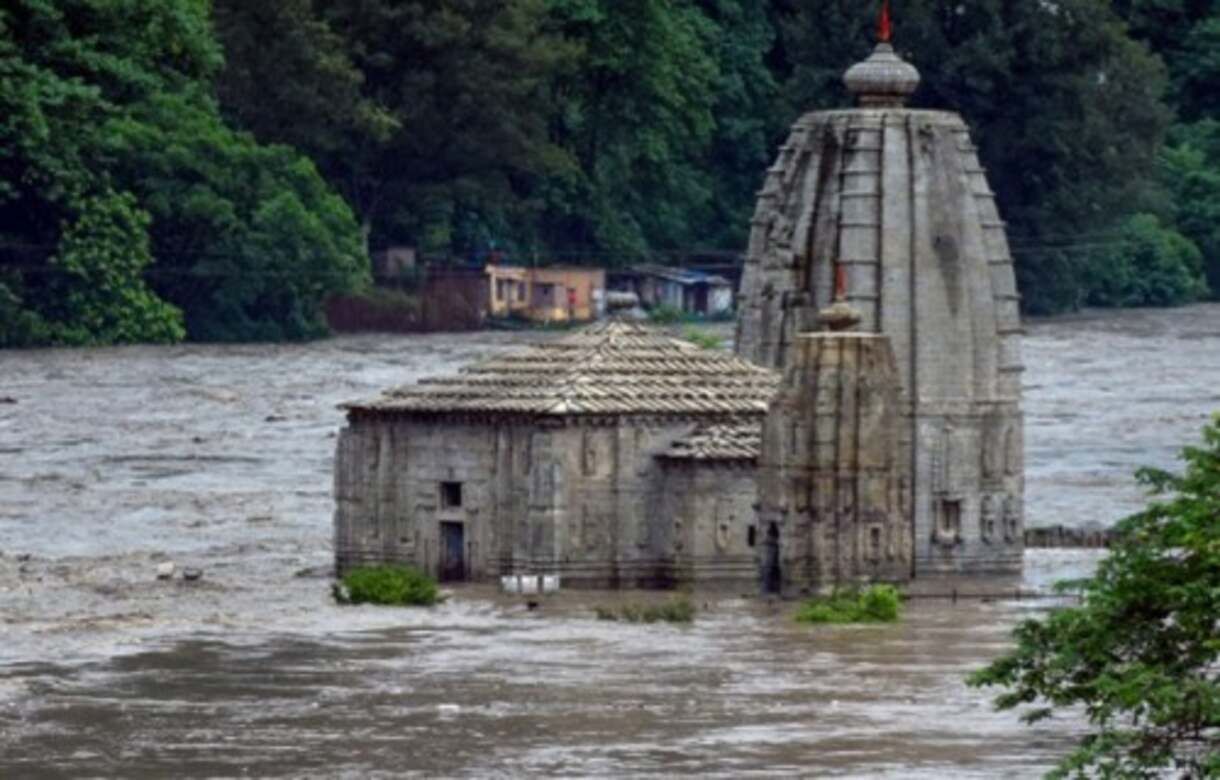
(843, 1, 921, 108)
(818, 265, 862, 332)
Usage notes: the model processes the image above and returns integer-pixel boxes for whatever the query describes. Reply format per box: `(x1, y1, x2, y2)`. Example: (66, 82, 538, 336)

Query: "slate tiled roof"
(660, 422, 762, 461)
(346, 321, 779, 417)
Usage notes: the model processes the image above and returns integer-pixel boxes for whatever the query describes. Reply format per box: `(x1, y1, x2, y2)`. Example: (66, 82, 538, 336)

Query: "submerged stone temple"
(335, 322, 780, 588)
(334, 11, 1024, 592)
(736, 14, 1025, 577)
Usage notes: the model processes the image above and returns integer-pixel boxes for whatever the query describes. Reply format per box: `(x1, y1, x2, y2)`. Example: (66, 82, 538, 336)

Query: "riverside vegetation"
(5, 1, 1220, 347)
(795, 585, 903, 625)
(335, 565, 440, 607)
(971, 416, 1220, 777)
(594, 597, 697, 624)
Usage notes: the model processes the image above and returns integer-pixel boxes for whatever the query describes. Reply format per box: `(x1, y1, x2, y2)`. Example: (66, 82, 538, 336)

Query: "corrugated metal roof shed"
(634, 264, 732, 287)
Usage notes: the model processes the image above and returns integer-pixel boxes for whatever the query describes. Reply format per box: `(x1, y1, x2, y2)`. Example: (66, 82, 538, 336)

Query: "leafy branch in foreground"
(970, 414, 1220, 778)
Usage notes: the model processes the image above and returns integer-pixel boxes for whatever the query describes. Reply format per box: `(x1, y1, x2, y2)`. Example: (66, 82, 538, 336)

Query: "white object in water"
(519, 575, 539, 595)
(500, 575, 520, 594)
(542, 575, 561, 594)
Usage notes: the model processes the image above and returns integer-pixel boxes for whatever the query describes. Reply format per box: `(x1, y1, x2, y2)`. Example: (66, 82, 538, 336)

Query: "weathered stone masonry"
(334, 323, 779, 587)
(735, 38, 1025, 577)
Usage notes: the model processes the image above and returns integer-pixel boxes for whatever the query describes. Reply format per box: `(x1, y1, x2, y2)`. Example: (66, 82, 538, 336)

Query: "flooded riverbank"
(1, 304, 1218, 776)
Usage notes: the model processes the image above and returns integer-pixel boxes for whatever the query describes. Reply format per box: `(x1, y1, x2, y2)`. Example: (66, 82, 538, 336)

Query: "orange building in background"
(486, 266, 606, 323)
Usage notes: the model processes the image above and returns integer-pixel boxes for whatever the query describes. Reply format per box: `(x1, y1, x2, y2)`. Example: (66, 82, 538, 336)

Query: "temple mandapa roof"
(346, 321, 779, 417)
(660, 421, 762, 462)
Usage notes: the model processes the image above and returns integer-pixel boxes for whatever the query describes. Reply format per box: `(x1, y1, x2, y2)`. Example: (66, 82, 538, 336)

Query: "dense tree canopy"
(5, 0, 1220, 345)
(537, 0, 720, 255)
(1159, 120, 1220, 297)
(0, 0, 366, 346)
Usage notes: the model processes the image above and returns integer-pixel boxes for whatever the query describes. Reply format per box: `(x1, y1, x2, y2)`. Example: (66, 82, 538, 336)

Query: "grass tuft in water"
(337, 565, 439, 607)
(683, 328, 723, 350)
(594, 597, 696, 624)
(795, 584, 902, 624)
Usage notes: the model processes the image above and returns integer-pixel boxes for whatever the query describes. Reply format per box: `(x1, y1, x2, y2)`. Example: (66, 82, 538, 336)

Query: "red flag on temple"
(834, 264, 848, 300)
(878, 0, 893, 43)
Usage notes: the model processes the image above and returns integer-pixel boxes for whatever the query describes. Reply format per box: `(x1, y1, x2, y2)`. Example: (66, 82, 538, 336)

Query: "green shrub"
(647, 304, 685, 324)
(339, 565, 439, 606)
(594, 597, 696, 624)
(683, 328, 723, 350)
(795, 584, 902, 624)
(1084, 213, 1209, 307)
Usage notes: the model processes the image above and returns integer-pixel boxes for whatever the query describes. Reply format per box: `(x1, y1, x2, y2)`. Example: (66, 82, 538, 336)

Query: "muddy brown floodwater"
(1, 304, 1218, 777)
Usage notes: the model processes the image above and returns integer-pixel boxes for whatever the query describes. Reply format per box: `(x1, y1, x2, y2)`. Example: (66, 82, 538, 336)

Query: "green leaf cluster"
(43, 192, 184, 345)
(682, 328, 724, 350)
(101, 93, 367, 341)
(0, 0, 367, 346)
(1083, 213, 1209, 308)
(339, 565, 440, 607)
(1160, 120, 1220, 297)
(970, 415, 1220, 777)
(795, 584, 902, 624)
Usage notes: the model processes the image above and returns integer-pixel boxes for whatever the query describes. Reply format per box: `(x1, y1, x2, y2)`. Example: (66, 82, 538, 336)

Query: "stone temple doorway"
(762, 522, 781, 594)
(439, 522, 466, 582)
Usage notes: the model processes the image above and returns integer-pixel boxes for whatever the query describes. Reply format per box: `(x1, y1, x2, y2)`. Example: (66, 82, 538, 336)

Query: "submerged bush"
(795, 584, 902, 624)
(339, 565, 439, 606)
(594, 597, 696, 624)
(683, 328, 723, 350)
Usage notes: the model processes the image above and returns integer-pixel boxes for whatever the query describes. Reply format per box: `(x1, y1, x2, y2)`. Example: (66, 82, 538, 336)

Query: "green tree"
(1111, 0, 1220, 122)
(1161, 121, 1220, 296)
(102, 92, 367, 341)
(214, 0, 781, 261)
(1083, 213, 1208, 307)
(775, 0, 1173, 314)
(692, 0, 781, 252)
(0, 0, 367, 345)
(42, 192, 184, 345)
(211, 0, 396, 251)
(0, 0, 203, 346)
(540, 0, 720, 258)
(971, 415, 1220, 777)
(1175, 17, 1220, 122)
(217, 0, 570, 255)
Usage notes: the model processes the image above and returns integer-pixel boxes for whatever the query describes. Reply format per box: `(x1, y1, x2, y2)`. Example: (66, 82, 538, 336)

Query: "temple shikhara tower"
(736, 5, 1025, 577)
(334, 4, 1025, 593)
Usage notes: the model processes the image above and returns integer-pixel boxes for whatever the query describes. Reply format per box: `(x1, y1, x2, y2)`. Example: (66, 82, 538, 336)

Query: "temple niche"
(735, 10, 1025, 576)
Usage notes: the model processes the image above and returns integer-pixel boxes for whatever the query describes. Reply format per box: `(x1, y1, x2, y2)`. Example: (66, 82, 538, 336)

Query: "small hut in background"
(622, 264, 734, 317)
(485, 265, 606, 324)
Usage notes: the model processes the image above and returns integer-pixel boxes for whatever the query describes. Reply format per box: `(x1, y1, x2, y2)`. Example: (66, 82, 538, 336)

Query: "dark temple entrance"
(762, 522, 781, 594)
(439, 522, 466, 582)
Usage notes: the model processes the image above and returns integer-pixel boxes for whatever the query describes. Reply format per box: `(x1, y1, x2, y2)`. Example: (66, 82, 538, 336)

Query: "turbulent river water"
(1, 304, 1218, 777)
